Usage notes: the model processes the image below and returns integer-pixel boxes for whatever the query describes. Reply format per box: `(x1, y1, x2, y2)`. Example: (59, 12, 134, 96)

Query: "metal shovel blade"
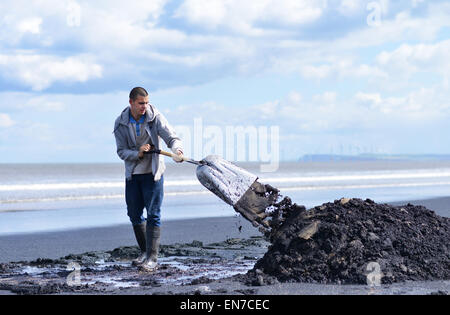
(196, 155, 281, 233)
(196, 155, 258, 207)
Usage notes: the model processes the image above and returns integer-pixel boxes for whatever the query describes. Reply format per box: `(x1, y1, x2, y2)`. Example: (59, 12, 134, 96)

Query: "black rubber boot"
(140, 225, 161, 271)
(131, 223, 147, 266)
(132, 222, 147, 252)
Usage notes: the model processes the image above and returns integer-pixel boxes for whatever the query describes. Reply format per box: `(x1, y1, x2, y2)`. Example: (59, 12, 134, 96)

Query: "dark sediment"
(0, 237, 269, 295)
(240, 193, 450, 285)
(195, 157, 450, 286)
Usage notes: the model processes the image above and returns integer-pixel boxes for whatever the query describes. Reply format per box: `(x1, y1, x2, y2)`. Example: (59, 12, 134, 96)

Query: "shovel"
(144, 149, 210, 166)
(148, 150, 279, 233)
(196, 155, 280, 233)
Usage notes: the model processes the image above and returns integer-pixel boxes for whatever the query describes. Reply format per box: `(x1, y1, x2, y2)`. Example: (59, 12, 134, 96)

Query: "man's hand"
(138, 144, 151, 159)
(173, 149, 184, 163)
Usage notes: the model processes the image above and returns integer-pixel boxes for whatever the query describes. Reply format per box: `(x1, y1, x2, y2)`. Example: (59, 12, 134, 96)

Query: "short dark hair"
(129, 87, 148, 101)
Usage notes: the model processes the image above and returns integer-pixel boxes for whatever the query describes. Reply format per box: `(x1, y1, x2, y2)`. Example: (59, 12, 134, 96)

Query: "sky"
(0, 0, 449, 163)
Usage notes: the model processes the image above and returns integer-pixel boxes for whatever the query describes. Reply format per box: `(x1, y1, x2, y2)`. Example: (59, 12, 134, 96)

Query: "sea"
(1, 160, 450, 236)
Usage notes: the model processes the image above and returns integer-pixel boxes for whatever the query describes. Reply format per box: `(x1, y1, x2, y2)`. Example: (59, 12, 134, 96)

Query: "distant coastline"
(299, 154, 450, 162)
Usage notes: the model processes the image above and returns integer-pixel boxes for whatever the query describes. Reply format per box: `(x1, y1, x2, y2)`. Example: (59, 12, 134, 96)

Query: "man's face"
(129, 95, 149, 118)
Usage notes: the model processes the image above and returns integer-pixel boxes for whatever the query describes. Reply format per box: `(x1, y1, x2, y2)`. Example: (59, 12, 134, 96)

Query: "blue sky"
(0, 0, 449, 163)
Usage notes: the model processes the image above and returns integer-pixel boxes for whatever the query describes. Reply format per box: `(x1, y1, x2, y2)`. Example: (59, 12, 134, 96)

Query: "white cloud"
(174, 0, 228, 29)
(262, 0, 326, 25)
(0, 1, 67, 45)
(355, 87, 450, 120)
(337, 0, 364, 16)
(257, 100, 279, 119)
(300, 64, 332, 79)
(300, 59, 387, 80)
(376, 39, 450, 79)
(250, 90, 368, 132)
(248, 86, 450, 137)
(313, 91, 337, 104)
(17, 17, 43, 34)
(0, 113, 15, 128)
(355, 92, 382, 105)
(19, 96, 66, 112)
(0, 53, 102, 91)
(332, 5, 450, 50)
(0, 0, 171, 51)
(1, 0, 449, 93)
(412, 0, 426, 8)
(79, 0, 174, 50)
(88, 0, 168, 22)
(174, 0, 326, 34)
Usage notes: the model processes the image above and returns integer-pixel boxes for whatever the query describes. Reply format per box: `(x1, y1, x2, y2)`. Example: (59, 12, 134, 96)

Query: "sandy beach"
(0, 196, 448, 295)
(0, 215, 261, 264)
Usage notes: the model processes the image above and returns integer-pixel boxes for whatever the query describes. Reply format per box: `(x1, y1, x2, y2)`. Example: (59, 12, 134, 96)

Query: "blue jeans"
(125, 174, 164, 227)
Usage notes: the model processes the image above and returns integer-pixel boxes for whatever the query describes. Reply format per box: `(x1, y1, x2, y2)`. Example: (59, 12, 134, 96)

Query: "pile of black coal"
(245, 197, 450, 285)
(196, 156, 449, 285)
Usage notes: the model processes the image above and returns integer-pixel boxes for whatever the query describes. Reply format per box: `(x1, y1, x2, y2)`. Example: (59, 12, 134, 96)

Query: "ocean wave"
(0, 191, 211, 205)
(1, 169, 450, 192)
(2, 181, 450, 206)
(0, 180, 200, 192)
(261, 170, 450, 183)
(280, 181, 450, 192)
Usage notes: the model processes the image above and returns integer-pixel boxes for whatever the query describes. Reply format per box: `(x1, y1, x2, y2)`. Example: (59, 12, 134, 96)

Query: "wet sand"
(0, 215, 260, 264)
(390, 196, 450, 217)
(0, 196, 448, 295)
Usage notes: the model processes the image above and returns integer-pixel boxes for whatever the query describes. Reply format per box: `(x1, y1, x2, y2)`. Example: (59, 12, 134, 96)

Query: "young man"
(113, 87, 183, 271)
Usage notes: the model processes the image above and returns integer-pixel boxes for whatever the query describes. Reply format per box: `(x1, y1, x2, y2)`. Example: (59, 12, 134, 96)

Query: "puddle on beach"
(2, 258, 255, 289)
(0, 237, 269, 294)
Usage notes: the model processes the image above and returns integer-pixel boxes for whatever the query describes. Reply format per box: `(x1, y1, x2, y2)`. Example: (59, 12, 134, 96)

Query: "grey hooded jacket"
(113, 105, 183, 181)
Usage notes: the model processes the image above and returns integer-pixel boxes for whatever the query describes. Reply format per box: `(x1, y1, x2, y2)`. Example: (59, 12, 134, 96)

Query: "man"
(113, 87, 183, 271)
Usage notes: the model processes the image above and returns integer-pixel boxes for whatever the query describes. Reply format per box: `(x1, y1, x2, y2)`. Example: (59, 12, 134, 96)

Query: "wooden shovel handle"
(146, 149, 188, 162)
